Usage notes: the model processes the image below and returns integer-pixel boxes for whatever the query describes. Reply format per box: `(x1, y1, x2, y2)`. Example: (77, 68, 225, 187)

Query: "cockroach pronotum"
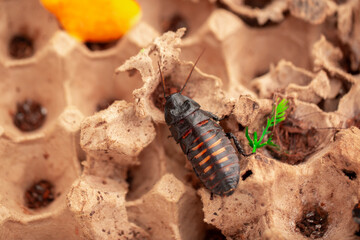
(159, 54, 252, 196)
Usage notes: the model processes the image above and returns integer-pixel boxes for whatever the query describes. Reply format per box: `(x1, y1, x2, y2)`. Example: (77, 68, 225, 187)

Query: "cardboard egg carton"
(1, 0, 360, 239)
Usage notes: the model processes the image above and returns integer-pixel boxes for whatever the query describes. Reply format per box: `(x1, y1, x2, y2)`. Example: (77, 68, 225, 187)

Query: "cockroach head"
(164, 93, 200, 125)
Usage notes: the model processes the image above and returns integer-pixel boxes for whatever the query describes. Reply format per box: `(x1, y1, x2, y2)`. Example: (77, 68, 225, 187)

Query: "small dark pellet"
(25, 180, 55, 209)
(296, 205, 328, 239)
(85, 40, 118, 51)
(163, 14, 189, 37)
(9, 35, 34, 59)
(13, 99, 47, 132)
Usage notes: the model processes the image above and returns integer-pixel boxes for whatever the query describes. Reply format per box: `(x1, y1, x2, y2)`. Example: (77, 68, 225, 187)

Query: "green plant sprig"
(245, 99, 289, 153)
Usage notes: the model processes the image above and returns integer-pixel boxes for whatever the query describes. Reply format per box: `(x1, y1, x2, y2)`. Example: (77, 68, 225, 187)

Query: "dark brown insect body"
(165, 94, 242, 196)
(160, 57, 250, 196)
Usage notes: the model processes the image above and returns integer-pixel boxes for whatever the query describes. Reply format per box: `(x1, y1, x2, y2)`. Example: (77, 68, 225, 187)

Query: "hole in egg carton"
(321, 28, 360, 76)
(295, 203, 329, 239)
(8, 35, 34, 59)
(0, 136, 80, 217)
(162, 14, 189, 37)
(317, 98, 340, 113)
(336, 42, 360, 75)
(0, 0, 60, 60)
(216, 0, 288, 28)
(353, 202, 360, 227)
(0, 51, 66, 140)
(267, 116, 320, 165)
(239, 14, 287, 29)
(139, 0, 214, 38)
(84, 39, 120, 52)
(342, 169, 357, 180)
(241, 170, 253, 181)
(204, 226, 227, 240)
(243, 0, 272, 9)
(126, 125, 190, 201)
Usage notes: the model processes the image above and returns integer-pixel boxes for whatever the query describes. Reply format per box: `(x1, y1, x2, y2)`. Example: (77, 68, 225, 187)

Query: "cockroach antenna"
(158, 62, 166, 98)
(179, 49, 206, 94)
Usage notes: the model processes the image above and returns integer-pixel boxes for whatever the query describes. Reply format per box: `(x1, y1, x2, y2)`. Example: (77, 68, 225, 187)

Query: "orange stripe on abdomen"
(191, 142, 204, 151)
(191, 130, 211, 145)
(204, 133, 216, 143)
(199, 155, 211, 166)
(194, 148, 207, 159)
(204, 165, 213, 173)
(211, 147, 226, 157)
(216, 156, 228, 164)
(196, 120, 208, 127)
(182, 129, 193, 139)
(208, 138, 221, 149)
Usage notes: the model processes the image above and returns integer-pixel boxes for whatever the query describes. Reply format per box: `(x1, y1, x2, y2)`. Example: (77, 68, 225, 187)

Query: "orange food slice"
(40, 0, 142, 42)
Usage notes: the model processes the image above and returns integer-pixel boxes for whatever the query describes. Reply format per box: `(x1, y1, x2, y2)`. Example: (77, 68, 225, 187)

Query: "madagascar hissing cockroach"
(158, 55, 252, 196)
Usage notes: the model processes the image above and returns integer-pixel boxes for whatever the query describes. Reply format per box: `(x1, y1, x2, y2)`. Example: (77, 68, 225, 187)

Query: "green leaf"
(276, 99, 288, 114)
(244, 98, 289, 154)
(268, 142, 279, 147)
(276, 112, 286, 118)
(266, 137, 277, 147)
(252, 145, 257, 153)
(253, 131, 258, 142)
(258, 142, 267, 148)
(245, 127, 254, 147)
